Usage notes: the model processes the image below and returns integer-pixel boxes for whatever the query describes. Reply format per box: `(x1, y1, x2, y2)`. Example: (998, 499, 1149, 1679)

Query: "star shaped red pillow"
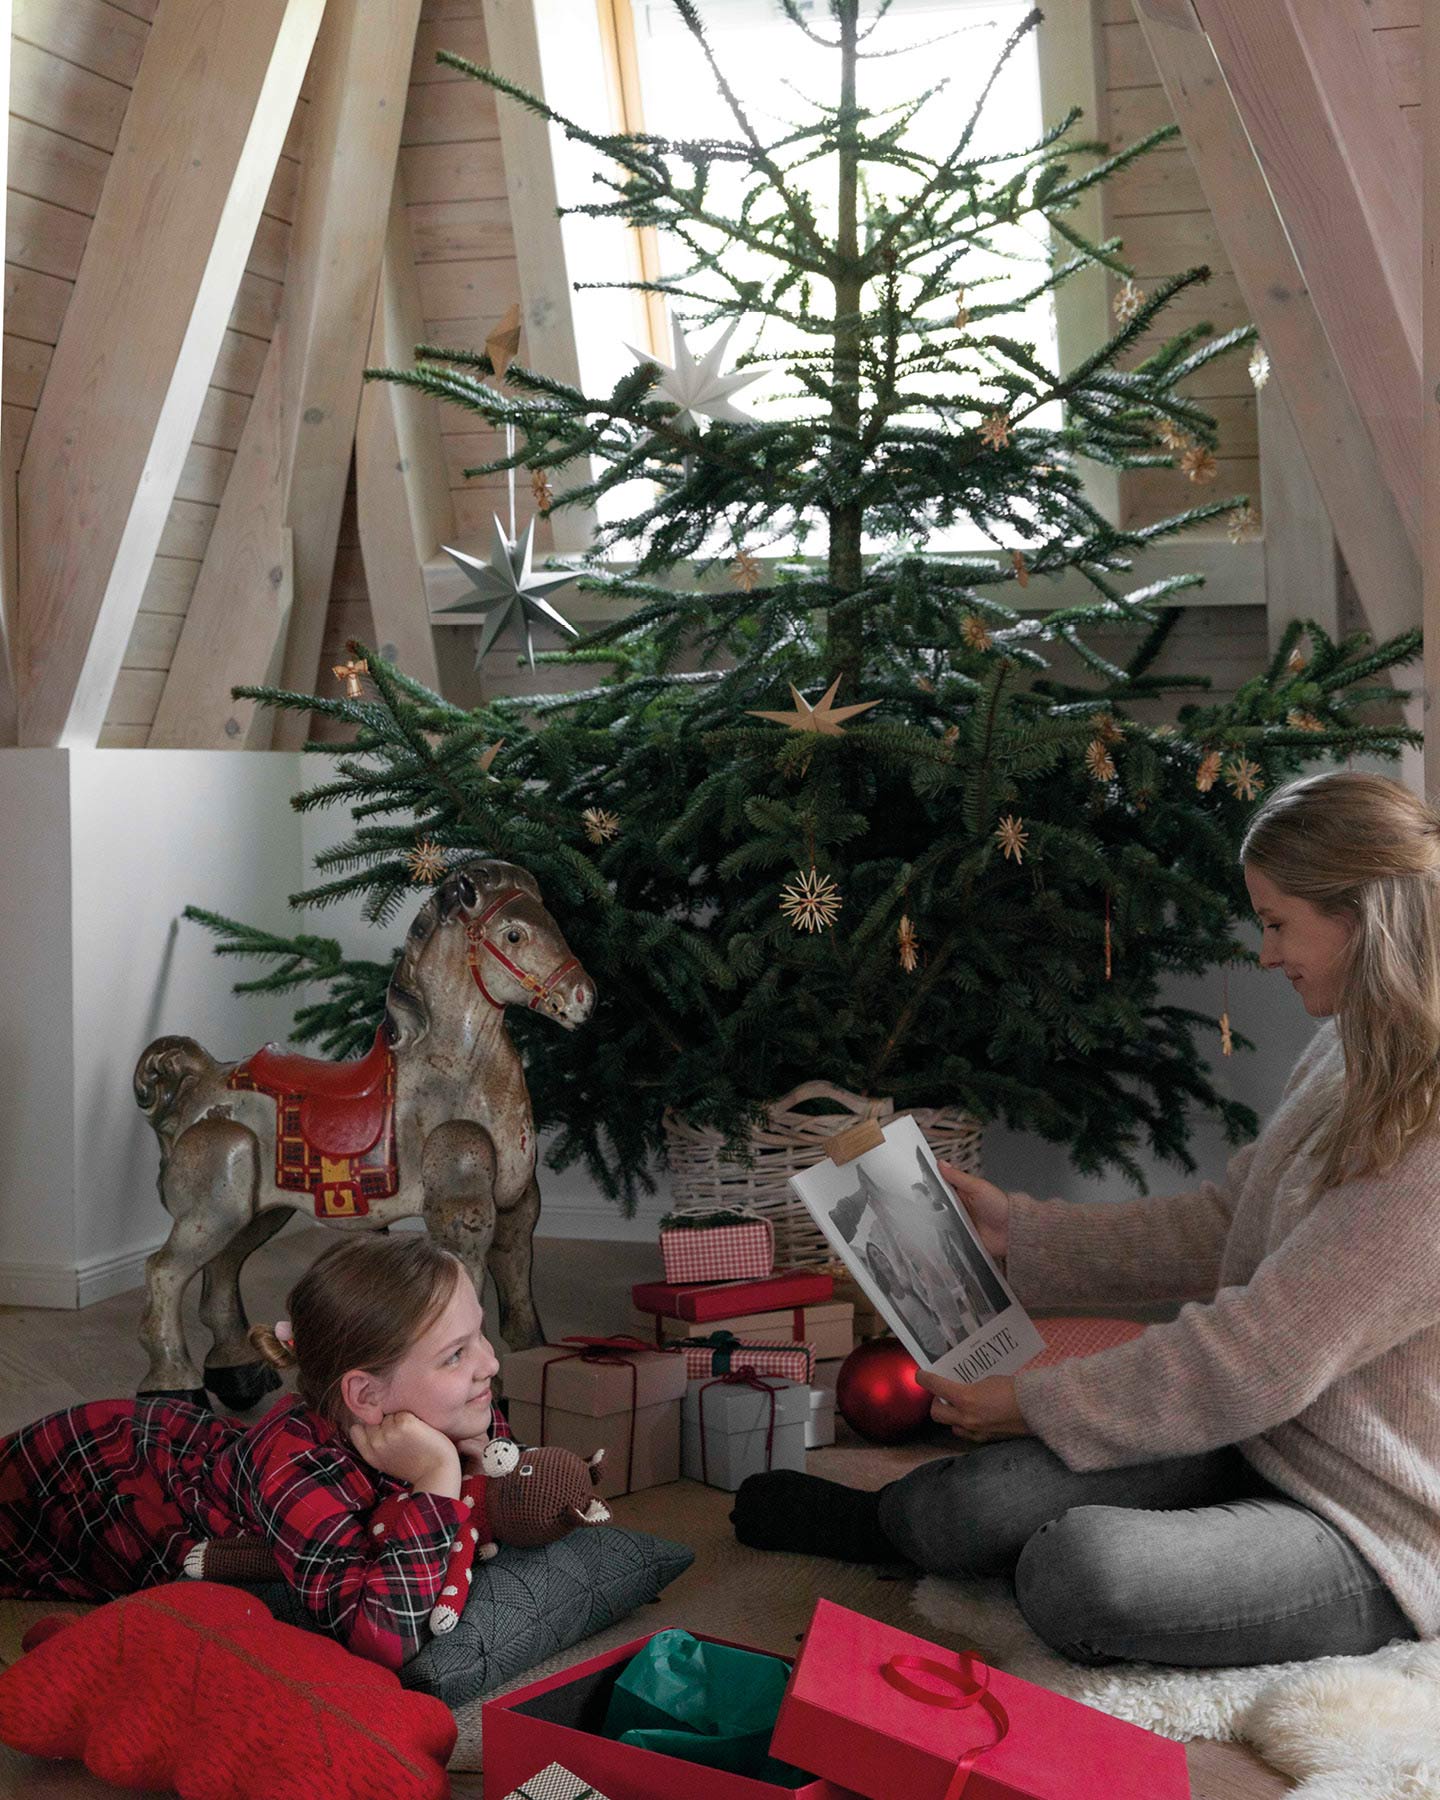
(0, 1582, 455, 1799)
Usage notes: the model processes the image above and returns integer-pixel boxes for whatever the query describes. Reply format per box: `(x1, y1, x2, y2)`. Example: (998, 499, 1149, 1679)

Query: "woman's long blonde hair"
(1241, 770, 1440, 1191)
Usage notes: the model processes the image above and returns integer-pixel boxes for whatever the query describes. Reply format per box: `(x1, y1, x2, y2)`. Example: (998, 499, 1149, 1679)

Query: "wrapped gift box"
(678, 1333, 814, 1385)
(483, 1629, 863, 1800)
(659, 1211, 775, 1285)
(639, 1301, 855, 1364)
(681, 1374, 809, 1490)
(503, 1764, 612, 1800)
(805, 1386, 835, 1449)
(502, 1339, 688, 1500)
(633, 1269, 833, 1325)
(771, 1600, 1191, 1800)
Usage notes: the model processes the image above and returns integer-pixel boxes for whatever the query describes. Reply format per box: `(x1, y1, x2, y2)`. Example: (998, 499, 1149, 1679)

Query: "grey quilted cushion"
(252, 1524, 693, 1711)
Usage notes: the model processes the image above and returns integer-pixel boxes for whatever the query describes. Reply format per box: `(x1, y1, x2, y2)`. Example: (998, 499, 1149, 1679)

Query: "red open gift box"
(770, 1600, 1190, 1800)
(482, 1628, 863, 1800)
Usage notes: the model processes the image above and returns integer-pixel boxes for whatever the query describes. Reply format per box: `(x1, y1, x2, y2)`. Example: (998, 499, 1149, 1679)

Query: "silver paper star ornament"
(433, 515, 580, 669)
(626, 317, 761, 431)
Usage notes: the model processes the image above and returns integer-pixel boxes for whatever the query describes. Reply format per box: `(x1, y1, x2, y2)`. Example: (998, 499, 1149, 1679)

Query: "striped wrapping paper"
(678, 1335, 815, 1383)
(659, 1215, 775, 1284)
(503, 1763, 610, 1800)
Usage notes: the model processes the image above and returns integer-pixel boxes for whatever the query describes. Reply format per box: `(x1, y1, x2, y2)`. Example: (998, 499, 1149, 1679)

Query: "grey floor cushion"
(252, 1523, 694, 1711)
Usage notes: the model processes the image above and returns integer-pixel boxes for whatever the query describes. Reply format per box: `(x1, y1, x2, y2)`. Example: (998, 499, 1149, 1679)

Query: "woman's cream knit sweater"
(1008, 1021, 1440, 1636)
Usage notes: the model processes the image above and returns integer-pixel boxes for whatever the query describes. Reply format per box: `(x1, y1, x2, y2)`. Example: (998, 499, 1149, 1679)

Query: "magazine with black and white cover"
(789, 1115, 1044, 1380)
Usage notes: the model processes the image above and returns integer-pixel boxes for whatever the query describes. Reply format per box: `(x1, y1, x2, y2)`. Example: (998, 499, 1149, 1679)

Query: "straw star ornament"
(748, 676, 880, 736)
(433, 515, 580, 669)
(627, 318, 762, 431)
(780, 868, 842, 933)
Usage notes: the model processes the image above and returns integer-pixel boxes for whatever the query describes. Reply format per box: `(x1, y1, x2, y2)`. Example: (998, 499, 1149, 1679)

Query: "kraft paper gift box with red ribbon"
(659, 1211, 776, 1286)
(676, 1330, 815, 1385)
(483, 1629, 864, 1800)
(637, 1301, 855, 1363)
(501, 1337, 688, 1501)
(680, 1372, 810, 1490)
(502, 1764, 613, 1800)
(769, 1600, 1191, 1800)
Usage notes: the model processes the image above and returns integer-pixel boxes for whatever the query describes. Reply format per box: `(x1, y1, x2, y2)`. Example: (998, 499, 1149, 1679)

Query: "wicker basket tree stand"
(662, 1081, 984, 1308)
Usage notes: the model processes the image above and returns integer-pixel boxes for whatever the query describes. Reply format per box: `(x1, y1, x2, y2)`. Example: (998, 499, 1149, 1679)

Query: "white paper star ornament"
(433, 515, 580, 669)
(626, 317, 761, 431)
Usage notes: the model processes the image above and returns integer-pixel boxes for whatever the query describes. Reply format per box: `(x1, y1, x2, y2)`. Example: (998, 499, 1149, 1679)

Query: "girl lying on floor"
(736, 770, 1440, 1670)
(0, 1233, 504, 1669)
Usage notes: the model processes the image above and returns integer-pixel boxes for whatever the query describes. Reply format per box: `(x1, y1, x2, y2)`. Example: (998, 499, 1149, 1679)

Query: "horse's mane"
(383, 859, 541, 1049)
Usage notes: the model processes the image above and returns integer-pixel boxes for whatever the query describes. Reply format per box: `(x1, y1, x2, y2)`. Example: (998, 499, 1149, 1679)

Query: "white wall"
(0, 749, 307, 1306)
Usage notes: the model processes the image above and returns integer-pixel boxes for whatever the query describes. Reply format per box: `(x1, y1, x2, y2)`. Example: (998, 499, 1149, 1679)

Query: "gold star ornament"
(407, 839, 448, 884)
(961, 614, 993, 653)
(1225, 757, 1265, 802)
(979, 412, 1012, 451)
(748, 676, 880, 737)
(780, 867, 842, 934)
(995, 815, 1028, 863)
(897, 915, 920, 973)
(581, 807, 620, 845)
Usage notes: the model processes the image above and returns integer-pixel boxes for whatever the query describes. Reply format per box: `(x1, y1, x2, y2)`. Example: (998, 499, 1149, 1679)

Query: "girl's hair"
(1240, 770, 1440, 1190)
(248, 1234, 465, 1424)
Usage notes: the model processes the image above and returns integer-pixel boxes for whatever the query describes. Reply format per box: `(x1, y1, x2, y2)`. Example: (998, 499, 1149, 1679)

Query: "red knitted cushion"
(1025, 1314, 1148, 1368)
(0, 1582, 455, 1799)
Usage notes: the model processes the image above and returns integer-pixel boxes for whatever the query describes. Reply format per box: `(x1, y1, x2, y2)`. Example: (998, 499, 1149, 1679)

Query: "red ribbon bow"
(696, 1368, 783, 1487)
(880, 1652, 1011, 1800)
(537, 1336, 676, 1494)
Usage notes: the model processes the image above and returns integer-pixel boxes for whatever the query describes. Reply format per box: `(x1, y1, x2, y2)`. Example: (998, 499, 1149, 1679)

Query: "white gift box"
(681, 1374, 809, 1490)
(805, 1384, 836, 1448)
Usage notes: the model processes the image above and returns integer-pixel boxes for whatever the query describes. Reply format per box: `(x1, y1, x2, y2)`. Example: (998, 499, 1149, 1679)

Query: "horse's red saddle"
(232, 1029, 393, 1157)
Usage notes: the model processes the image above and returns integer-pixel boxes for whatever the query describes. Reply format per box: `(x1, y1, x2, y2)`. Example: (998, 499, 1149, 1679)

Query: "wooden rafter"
(152, 0, 423, 749)
(14, 0, 325, 747)
(1132, 0, 1420, 645)
(353, 174, 449, 694)
(1193, 0, 1421, 549)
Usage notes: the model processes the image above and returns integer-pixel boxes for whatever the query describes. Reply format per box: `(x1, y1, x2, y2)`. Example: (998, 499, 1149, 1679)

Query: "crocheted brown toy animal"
(184, 1440, 610, 1635)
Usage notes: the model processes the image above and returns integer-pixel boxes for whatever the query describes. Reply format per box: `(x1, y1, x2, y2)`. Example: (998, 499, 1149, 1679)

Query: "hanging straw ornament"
(1114, 278, 1144, 323)
(780, 867, 842, 934)
(897, 914, 920, 973)
(332, 657, 368, 699)
(1220, 968, 1234, 1056)
(1104, 891, 1113, 982)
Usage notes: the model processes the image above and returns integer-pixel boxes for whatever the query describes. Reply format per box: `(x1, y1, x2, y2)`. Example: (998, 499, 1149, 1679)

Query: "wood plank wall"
(5, 0, 1418, 743)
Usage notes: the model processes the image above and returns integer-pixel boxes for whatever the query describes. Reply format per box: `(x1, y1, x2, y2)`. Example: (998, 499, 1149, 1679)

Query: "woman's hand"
(917, 1370, 1030, 1444)
(938, 1161, 1011, 1264)
(349, 1411, 462, 1499)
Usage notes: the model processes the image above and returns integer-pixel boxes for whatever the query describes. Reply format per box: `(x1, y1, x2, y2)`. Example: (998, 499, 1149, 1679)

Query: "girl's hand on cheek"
(349, 1411, 462, 1496)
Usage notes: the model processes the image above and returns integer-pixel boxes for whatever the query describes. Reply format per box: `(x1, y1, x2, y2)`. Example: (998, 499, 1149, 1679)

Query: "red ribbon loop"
(696, 1369, 781, 1487)
(879, 1652, 1010, 1800)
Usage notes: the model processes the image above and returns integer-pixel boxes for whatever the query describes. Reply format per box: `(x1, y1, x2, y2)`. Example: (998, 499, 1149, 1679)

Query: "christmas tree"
(192, 1, 1418, 1206)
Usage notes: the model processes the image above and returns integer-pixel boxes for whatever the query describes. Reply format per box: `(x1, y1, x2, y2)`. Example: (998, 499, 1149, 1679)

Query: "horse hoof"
(140, 1387, 211, 1409)
(204, 1360, 282, 1410)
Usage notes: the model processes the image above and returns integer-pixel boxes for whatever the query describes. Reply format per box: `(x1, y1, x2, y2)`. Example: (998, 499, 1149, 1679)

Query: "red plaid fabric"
(659, 1219, 774, 1285)
(0, 1394, 510, 1672)
(678, 1341, 814, 1383)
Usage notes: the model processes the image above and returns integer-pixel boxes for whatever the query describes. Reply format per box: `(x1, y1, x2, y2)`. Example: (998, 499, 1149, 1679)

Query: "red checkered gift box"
(678, 1332, 814, 1384)
(658, 1211, 775, 1285)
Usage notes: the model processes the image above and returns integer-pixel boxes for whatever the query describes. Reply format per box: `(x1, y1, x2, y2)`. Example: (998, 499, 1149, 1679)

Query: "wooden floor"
(0, 1223, 1291, 1798)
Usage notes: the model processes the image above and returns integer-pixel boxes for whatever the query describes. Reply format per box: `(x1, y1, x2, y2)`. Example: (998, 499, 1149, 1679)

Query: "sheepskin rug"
(911, 1575, 1440, 1798)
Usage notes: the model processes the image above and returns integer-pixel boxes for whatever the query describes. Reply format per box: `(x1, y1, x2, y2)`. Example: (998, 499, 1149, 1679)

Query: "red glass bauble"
(835, 1337, 932, 1444)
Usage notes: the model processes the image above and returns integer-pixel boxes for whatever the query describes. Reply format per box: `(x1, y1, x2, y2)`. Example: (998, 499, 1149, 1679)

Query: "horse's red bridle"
(464, 887, 582, 1017)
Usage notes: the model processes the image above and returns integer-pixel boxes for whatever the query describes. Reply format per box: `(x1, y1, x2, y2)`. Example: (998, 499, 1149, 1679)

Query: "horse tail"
(134, 1036, 215, 1154)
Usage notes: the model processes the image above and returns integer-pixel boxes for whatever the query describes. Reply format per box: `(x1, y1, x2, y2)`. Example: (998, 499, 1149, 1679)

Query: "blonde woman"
(735, 771, 1440, 1668)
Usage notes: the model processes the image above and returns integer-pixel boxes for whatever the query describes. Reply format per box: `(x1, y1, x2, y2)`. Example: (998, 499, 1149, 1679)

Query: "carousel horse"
(132, 860, 594, 1406)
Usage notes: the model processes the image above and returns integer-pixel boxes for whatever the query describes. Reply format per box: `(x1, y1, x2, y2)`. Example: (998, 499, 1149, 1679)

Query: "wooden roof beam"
(1193, 0, 1420, 550)
(1133, 0, 1420, 644)
(152, 0, 423, 749)
(15, 0, 325, 747)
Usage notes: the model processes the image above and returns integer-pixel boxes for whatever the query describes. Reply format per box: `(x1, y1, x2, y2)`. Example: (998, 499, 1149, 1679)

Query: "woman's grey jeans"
(875, 1438, 1417, 1667)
